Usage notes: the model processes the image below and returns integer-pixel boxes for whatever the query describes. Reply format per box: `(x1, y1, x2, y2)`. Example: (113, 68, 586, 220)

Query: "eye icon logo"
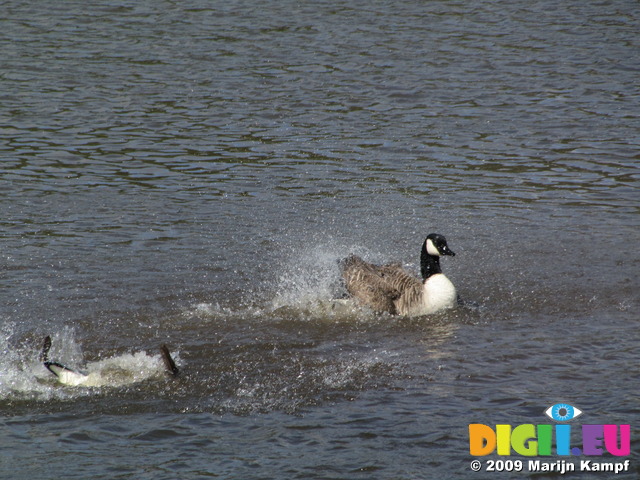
(545, 403, 582, 422)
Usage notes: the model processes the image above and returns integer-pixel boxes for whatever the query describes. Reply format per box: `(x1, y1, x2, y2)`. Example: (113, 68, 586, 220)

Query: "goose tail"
(160, 344, 179, 376)
(339, 254, 374, 276)
(338, 254, 361, 269)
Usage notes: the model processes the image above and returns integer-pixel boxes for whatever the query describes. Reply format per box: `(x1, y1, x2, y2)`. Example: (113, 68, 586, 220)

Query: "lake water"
(1, 0, 638, 478)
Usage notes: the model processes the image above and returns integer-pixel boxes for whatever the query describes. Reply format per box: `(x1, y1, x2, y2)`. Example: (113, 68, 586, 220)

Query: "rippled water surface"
(1, 0, 638, 478)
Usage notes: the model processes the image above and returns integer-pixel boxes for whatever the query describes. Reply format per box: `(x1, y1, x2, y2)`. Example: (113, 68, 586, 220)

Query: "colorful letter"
(469, 424, 496, 456)
(496, 424, 511, 455)
(537, 425, 553, 456)
(556, 424, 571, 455)
(604, 425, 630, 456)
(582, 425, 604, 455)
(511, 424, 537, 456)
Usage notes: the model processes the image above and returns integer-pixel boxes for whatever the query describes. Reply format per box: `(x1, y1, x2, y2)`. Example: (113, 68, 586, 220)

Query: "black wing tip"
(160, 344, 179, 376)
(41, 335, 52, 363)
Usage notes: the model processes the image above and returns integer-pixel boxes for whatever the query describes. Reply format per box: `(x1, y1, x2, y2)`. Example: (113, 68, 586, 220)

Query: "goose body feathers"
(341, 233, 457, 316)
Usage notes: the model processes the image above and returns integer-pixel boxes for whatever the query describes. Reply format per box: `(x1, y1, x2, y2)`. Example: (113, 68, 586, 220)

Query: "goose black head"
(421, 233, 455, 279)
(425, 233, 455, 257)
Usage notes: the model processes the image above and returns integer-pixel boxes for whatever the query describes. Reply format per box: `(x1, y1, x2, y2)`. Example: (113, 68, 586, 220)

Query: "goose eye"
(544, 403, 582, 422)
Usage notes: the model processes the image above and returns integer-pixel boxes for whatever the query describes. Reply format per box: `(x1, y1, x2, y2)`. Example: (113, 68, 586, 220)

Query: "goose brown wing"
(377, 263, 425, 316)
(378, 263, 422, 292)
(341, 256, 418, 314)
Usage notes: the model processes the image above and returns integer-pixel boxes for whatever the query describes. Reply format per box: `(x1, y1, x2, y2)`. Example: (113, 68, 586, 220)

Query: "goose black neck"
(420, 244, 442, 280)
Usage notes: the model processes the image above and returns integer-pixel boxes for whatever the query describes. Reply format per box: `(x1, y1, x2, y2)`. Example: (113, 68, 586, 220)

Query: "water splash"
(0, 322, 175, 401)
(268, 242, 379, 317)
(0, 322, 51, 400)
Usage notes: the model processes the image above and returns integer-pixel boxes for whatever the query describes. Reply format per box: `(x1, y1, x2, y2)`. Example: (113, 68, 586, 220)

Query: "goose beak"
(441, 246, 455, 256)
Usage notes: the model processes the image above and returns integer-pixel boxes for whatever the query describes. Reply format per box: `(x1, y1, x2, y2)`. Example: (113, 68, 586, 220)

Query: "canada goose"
(40, 336, 179, 387)
(341, 233, 457, 316)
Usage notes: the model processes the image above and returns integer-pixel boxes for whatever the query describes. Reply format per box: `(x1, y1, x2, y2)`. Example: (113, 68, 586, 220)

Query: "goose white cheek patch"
(426, 239, 440, 256)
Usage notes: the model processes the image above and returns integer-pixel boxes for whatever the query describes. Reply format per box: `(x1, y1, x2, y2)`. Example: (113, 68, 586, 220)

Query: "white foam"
(0, 323, 175, 399)
(62, 351, 168, 388)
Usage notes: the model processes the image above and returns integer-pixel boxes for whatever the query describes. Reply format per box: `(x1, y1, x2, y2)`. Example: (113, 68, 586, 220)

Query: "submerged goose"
(341, 233, 457, 316)
(40, 336, 179, 387)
